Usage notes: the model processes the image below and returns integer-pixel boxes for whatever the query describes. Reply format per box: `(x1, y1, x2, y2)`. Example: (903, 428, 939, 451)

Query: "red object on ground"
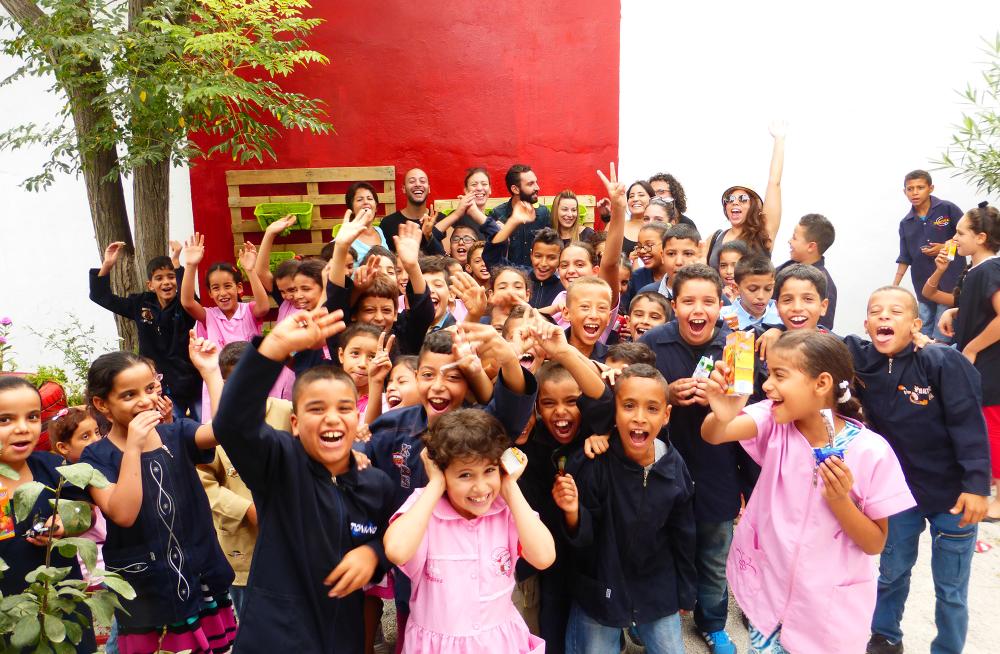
(189, 0, 621, 285)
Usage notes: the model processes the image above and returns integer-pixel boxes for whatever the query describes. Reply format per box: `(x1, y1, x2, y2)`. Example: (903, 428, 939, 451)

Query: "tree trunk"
(133, 160, 170, 275)
(0, 0, 140, 352)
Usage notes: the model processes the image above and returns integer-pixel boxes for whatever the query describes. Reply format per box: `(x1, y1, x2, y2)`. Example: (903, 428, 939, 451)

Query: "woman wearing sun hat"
(706, 121, 788, 268)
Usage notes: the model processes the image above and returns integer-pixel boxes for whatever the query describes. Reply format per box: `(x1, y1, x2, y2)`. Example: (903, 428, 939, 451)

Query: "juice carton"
(723, 331, 755, 396)
(501, 447, 528, 476)
(946, 240, 957, 261)
(720, 305, 740, 330)
(692, 356, 714, 380)
(0, 485, 16, 541)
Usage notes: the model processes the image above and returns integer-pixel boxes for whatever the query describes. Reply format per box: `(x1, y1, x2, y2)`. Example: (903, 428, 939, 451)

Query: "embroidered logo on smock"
(897, 384, 934, 406)
(932, 216, 951, 228)
(351, 521, 378, 537)
(734, 547, 758, 575)
(492, 547, 512, 577)
(140, 307, 154, 324)
(392, 443, 412, 488)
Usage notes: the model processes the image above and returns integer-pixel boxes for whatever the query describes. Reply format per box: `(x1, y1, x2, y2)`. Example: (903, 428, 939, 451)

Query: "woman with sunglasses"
(706, 121, 788, 268)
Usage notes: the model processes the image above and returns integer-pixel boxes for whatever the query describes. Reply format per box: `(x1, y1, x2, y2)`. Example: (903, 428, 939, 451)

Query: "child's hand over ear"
(420, 448, 446, 492)
(818, 456, 855, 506)
(127, 410, 161, 452)
(552, 474, 579, 517)
(325, 544, 378, 598)
(260, 308, 346, 361)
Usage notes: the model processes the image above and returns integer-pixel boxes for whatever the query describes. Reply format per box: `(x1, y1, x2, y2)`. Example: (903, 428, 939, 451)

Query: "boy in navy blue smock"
(554, 364, 696, 652)
(89, 241, 200, 420)
(892, 170, 964, 340)
(212, 308, 396, 653)
(638, 263, 741, 654)
(845, 287, 990, 654)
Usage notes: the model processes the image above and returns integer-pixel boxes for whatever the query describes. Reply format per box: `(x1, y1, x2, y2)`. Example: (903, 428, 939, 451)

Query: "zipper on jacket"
(888, 357, 893, 374)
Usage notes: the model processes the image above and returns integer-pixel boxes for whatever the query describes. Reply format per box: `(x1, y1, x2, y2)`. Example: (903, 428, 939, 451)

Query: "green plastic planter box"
(254, 202, 313, 235)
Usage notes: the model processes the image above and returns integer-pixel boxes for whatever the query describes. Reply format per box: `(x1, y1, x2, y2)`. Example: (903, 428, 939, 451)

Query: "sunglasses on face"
(723, 194, 751, 205)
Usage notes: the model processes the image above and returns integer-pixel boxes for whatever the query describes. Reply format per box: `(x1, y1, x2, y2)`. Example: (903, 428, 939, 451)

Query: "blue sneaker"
(702, 630, 737, 654)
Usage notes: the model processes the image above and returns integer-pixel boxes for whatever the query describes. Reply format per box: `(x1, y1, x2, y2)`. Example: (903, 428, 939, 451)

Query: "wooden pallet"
(433, 195, 598, 228)
(226, 166, 397, 258)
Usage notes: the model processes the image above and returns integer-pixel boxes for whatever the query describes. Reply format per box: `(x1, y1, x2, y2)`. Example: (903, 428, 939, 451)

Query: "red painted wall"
(189, 1, 621, 269)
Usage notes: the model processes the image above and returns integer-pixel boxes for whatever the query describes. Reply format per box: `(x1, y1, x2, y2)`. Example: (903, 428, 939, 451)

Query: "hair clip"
(51, 408, 70, 421)
(837, 380, 852, 404)
(978, 200, 989, 209)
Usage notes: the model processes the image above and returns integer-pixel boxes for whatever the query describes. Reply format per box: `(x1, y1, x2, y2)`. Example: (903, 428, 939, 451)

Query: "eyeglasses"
(723, 193, 751, 205)
(450, 235, 476, 245)
(635, 242, 659, 253)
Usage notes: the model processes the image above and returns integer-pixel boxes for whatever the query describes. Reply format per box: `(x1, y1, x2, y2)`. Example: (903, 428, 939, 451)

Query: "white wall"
(619, 0, 1000, 335)
(0, 59, 194, 370)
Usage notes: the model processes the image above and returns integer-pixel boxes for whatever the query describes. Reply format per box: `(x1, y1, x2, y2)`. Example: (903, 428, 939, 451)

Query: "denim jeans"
(871, 507, 976, 654)
(565, 602, 683, 654)
(917, 298, 951, 343)
(229, 585, 247, 620)
(694, 520, 734, 634)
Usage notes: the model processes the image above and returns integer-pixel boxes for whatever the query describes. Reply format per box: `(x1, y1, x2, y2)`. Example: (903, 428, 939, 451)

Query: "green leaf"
(11, 615, 40, 648)
(31, 642, 53, 654)
(54, 463, 95, 490)
(13, 482, 46, 523)
(88, 468, 110, 489)
(50, 500, 92, 535)
(42, 615, 65, 643)
(54, 537, 97, 573)
(101, 573, 136, 600)
(0, 462, 20, 481)
(62, 619, 82, 646)
(51, 641, 73, 654)
(24, 566, 70, 585)
(82, 595, 115, 627)
(0, 593, 33, 611)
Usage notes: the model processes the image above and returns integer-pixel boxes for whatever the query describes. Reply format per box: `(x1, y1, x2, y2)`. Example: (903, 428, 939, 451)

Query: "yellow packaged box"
(724, 331, 755, 396)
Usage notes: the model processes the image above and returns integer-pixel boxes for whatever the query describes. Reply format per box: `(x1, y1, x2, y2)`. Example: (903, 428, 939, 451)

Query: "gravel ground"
(377, 520, 1000, 653)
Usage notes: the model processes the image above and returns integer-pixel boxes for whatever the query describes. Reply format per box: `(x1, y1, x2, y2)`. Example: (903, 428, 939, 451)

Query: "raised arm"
(700, 363, 758, 444)
(255, 215, 297, 292)
(88, 410, 160, 527)
(189, 331, 224, 448)
(384, 451, 445, 566)
(491, 200, 534, 244)
(181, 233, 208, 322)
(330, 208, 375, 288)
(531, 311, 606, 399)
(501, 457, 556, 570)
(90, 241, 134, 316)
(240, 242, 271, 319)
(394, 220, 426, 297)
(364, 333, 395, 425)
(170, 240, 182, 269)
(597, 164, 627, 307)
(762, 120, 787, 245)
(921, 250, 957, 306)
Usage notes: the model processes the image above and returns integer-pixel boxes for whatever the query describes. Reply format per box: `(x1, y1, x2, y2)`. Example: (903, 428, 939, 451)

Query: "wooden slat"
(383, 181, 396, 215)
(225, 166, 395, 186)
(227, 192, 395, 208)
(230, 217, 351, 234)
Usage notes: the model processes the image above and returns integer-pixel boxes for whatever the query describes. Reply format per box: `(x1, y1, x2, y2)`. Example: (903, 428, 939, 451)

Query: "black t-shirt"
(379, 211, 444, 255)
(955, 257, 1000, 405)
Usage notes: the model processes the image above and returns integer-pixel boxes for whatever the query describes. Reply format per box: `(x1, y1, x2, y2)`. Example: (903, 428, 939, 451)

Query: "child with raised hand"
(702, 331, 915, 654)
(850, 287, 990, 654)
(210, 307, 395, 652)
(80, 333, 236, 654)
(553, 364, 696, 654)
(384, 409, 555, 654)
(253, 213, 298, 304)
(90, 240, 200, 420)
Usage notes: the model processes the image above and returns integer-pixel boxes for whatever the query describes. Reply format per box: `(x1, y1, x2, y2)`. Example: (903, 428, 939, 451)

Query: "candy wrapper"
(723, 331, 755, 395)
(0, 485, 15, 541)
(501, 447, 528, 476)
(692, 356, 714, 380)
(814, 409, 846, 464)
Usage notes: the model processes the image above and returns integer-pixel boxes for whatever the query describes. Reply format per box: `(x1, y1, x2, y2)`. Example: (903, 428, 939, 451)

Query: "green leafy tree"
(937, 34, 1000, 196)
(0, 0, 332, 349)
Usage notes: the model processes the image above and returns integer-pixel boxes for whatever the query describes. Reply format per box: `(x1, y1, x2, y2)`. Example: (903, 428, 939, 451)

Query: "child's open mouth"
(386, 393, 402, 408)
(427, 397, 451, 414)
(519, 352, 536, 369)
(319, 430, 345, 445)
(551, 419, 576, 441)
(787, 315, 809, 328)
(687, 318, 708, 337)
(634, 325, 649, 337)
(627, 429, 650, 447)
(581, 322, 601, 339)
(466, 493, 493, 509)
(7, 439, 33, 455)
(874, 326, 895, 346)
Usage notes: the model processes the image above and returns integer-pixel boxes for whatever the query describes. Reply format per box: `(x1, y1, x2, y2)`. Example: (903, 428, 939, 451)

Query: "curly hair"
(423, 408, 509, 470)
(648, 173, 688, 214)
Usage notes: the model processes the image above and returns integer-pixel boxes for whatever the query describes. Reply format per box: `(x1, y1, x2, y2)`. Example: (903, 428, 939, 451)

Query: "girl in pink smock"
(384, 409, 556, 654)
(702, 331, 915, 654)
(180, 232, 269, 419)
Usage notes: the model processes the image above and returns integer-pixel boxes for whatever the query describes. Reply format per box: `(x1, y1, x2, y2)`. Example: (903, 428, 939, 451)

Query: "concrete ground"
(378, 520, 1000, 653)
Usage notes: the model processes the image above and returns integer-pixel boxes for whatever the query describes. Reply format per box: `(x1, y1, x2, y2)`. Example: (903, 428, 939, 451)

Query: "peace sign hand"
(367, 332, 396, 387)
(596, 163, 626, 211)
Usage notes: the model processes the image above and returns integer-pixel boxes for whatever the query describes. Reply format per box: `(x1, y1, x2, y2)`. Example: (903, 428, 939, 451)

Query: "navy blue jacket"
(897, 196, 965, 293)
(639, 321, 743, 522)
(564, 432, 696, 627)
(213, 347, 395, 654)
(487, 199, 552, 269)
(325, 276, 435, 356)
(845, 337, 991, 513)
(89, 267, 199, 405)
(365, 369, 538, 513)
(565, 327, 609, 363)
(623, 266, 659, 313)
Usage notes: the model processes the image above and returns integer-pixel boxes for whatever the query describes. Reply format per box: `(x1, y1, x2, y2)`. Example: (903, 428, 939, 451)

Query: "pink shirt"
(269, 300, 297, 401)
(197, 302, 264, 420)
(394, 489, 543, 654)
(731, 401, 915, 653)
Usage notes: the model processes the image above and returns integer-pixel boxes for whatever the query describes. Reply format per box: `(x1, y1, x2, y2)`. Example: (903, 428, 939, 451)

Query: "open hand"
(261, 308, 346, 361)
(336, 208, 375, 245)
(265, 214, 297, 236)
(103, 241, 127, 268)
(768, 119, 789, 139)
(420, 208, 439, 240)
(394, 221, 422, 268)
(188, 330, 221, 375)
(238, 241, 258, 272)
(183, 233, 206, 266)
(450, 271, 488, 321)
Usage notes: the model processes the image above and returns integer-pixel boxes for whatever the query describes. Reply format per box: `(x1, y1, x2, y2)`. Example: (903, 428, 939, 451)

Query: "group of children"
(0, 160, 997, 654)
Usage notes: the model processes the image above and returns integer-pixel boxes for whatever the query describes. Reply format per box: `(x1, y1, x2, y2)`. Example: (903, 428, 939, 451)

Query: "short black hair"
(291, 365, 357, 412)
(146, 256, 174, 280)
(774, 263, 827, 299)
(220, 341, 251, 379)
(532, 227, 563, 250)
(718, 240, 749, 258)
(734, 255, 775, 284)
(615, 363, 668, 399)
(419, 255, 453, 284)
(672, 263, 723, 299)
(629, 290, 672, 317)
(419, 330, 455, 363)
(904, 170, 932, 185)
(637, 222, 669, 243)
(363, 245, 395, 265)
(798, 214, 836, 254)
(606, 342, 656, 366)
(274, 259, 300, 280)
(505, 164, 532, 192)
(663, 223, 701, 246)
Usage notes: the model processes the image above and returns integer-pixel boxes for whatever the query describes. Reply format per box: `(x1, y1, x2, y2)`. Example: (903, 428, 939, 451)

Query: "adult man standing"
(489, 164, 551, 269)
(381, 167, 446, 255)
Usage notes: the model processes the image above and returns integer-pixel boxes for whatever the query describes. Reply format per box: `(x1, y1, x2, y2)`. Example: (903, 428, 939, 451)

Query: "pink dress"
(731, 401, 916, 653)
(269, 300, 297, 401)
(394, 489, 544, 654)
(196, 302, 263, 420)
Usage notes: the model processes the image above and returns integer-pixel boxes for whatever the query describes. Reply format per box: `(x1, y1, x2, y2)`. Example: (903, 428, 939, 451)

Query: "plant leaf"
(0, 462, 20, 481)
(54, 464, 95, 490)
(11, 614, 40, 648)
(101, 573, 136, 600)
(43, 615, 66, 643)
(52, 500, 92, 535)
(13, 481, 46, 523)
(62, 619, 82, 646)
(82, 596, 115, 628)
(54, 537, 97, 573)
